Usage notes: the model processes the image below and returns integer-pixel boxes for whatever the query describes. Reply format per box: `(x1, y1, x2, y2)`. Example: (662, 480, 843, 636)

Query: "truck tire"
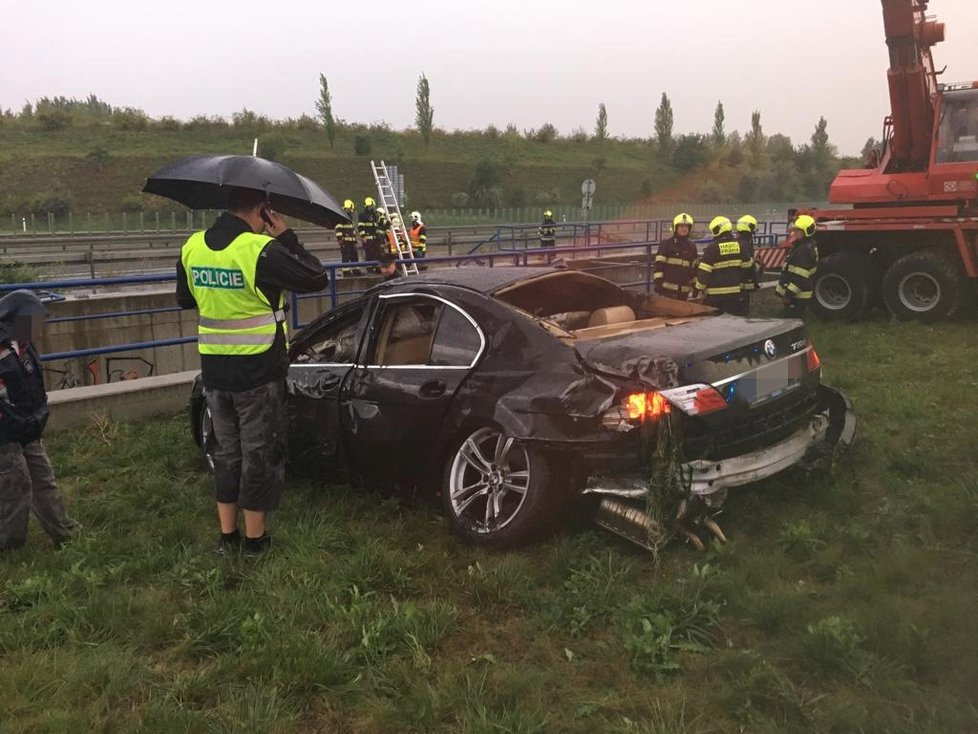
(882, 251, 966, 323)
(811, 253, 872, 321)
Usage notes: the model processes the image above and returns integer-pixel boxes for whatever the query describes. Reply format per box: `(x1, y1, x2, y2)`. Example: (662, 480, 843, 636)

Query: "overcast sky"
(4, 0, 977, 155)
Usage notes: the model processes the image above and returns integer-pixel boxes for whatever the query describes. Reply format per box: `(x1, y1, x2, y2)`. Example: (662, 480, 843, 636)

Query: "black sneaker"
(215, 530, 241, 556)
(242, 533, 272, 557)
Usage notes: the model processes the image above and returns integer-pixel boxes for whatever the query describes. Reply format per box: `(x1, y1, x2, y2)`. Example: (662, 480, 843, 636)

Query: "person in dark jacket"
(0, 290, 79, 551)
(358, 197, 381, 269)
(694, 216, 754, 316)
(176, 188, 329, 556)
(653, 212, 698, 300)
(776, 214, 819, 317)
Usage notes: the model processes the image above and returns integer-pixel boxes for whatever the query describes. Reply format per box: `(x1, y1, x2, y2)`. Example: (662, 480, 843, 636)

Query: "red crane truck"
(800, 0, 978, 322)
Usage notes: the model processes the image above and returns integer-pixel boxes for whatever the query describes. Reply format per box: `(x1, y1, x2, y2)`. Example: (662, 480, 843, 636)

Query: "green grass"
(2, 292, 978, 732)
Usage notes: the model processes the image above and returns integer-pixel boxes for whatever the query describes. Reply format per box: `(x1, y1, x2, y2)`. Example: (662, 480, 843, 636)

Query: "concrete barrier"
(46, 370, 198, 431)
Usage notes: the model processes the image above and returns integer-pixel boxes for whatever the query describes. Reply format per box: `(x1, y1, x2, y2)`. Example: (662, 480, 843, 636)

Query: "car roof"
(368, 266, 562, 296)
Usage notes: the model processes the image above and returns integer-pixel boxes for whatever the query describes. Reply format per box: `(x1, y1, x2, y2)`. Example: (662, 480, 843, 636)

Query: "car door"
(342, 292, 486, 489)
(287, 300, 370, 470)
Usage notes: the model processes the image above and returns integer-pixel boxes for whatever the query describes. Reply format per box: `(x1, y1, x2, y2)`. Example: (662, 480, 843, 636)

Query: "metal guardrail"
(1, 231, 790, 368)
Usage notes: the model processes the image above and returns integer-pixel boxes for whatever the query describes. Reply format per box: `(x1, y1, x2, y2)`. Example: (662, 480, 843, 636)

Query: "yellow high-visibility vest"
(181, 230, 285, 356)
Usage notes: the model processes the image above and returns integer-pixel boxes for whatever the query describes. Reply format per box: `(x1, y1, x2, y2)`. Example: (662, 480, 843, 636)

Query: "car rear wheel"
(882, 251, 966, 323)
(811, 253, 872, 321)
(442, 426, 558, 548)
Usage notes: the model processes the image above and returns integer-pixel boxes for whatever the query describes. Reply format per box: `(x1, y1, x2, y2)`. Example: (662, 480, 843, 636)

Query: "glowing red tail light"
(806, 346, 821, 372)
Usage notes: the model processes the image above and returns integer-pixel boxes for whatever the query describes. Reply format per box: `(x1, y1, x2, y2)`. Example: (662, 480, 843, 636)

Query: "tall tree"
(416, 73, 434, 150)
(712, 101, 726, 147)
(654, 92, 674, 158)
(810, 116, 835, 166)
(747, 110, 765, 167)
(594, 102, 608, 143)
(314, 73, 336, 148)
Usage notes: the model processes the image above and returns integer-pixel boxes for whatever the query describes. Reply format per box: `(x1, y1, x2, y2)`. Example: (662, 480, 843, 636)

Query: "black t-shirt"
(176, 213, 329, 392)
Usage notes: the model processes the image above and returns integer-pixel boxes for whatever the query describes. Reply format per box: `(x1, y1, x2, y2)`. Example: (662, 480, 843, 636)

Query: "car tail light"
(806, 346, 821, 372)
(658, 383, 730, 417)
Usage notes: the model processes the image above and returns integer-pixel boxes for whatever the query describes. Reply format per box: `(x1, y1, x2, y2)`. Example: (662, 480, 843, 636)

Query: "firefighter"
(653, 212, 698, 300)
(176, 187, 329, 556)
(335, 199, 359, 273)
(539, 209, 557, 263)
(694, 216, 754, 316)
(409, 211, 427, 260)
(374, 206, 391, 255)
(358, 197, 381, 266)
(776, 214, 819, 317)
(387, 211, 402, 255)
(736, 214, 763, 305)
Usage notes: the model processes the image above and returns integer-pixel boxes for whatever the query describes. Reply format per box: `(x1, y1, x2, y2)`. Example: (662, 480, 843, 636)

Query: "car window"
(295, 308, 364, 364)
(430, 306, 482, 367)
(374, 300, 441, 366)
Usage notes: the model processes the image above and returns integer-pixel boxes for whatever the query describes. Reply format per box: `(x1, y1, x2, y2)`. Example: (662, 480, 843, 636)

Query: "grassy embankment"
(2, 292, 976, 732)
(0, 123, 678, 220)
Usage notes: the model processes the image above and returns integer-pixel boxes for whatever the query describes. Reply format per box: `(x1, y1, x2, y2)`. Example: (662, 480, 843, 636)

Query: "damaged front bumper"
(585, 384, 856, 550)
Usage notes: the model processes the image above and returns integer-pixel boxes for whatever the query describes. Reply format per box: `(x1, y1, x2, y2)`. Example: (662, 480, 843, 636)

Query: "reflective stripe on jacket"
(181, 230, 285, 356)
(775, 237, 819, 301)
(357, 212, 378, 241)
(695, 237, 754, 297)
(335, 221, 357, 245)
(653, 235, 698, 299)
(539, 220, 556, 243)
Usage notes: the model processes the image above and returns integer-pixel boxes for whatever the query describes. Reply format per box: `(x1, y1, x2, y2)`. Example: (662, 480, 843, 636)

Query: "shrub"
(86, 145, 111, 171)
(36, 108, 71, 131)
(156, 116, 182, 131)
(120, 195, 144, 213)
(530, 123, 559, 143)
(354, 135, 372, 157)
(568, 127, 589, 143)
(112, 107, 149, 131)
(450, 192, 470, 207)
(259, 134, 290, 161)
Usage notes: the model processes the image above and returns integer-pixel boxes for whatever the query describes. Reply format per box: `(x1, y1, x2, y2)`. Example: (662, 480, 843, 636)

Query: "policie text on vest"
(191, 266, 246, 290)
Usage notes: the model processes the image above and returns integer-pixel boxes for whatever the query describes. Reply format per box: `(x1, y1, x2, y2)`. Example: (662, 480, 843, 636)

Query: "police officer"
(335, 199, 359, 273)
(653, 213, 698, 300)
(694, 216, 754, 315)
(176, 187, 328, 556)
(408, 211, 427, 260)
(736, 214, 763, 307)
(358, 197, 381, 266)
(776, 214, 819, 317)
(0, 290, 80, 551)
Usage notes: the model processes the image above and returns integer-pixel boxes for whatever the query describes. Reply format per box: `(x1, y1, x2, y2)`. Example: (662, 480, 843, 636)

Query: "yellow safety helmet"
(343, 199, 355, 210)
(364, 196, 375, 207)
(709, 216, 733, 237)
(544, 209, 553, 218)
(791, 214, 817, 238)
(736, 214, 757, 234)
(673, 212, 694, 229)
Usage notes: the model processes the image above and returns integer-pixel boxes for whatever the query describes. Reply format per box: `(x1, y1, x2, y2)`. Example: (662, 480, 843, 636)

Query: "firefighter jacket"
(335, 220, 357, 246)
(738, 233, 761, 291)
(775, 236, 819, 302)
(695, 235, 754, 305)
(357, 210, 378, 243)
(539, 219, 557, 244)
(374, 210, 390, 241)
(181, 230, 285, 357)
(409, 222, 427, 252)
(653, 235, 698, 299)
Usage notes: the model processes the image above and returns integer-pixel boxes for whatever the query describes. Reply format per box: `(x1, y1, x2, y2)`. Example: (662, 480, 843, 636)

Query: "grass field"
(2, 294, 977, 733)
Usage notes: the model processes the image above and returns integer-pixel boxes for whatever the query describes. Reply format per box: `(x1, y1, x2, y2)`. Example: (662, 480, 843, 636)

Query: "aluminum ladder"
(370, 160, 419, 276)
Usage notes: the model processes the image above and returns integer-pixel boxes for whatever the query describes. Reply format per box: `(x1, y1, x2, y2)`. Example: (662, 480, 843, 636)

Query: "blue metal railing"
(2, 232, 790, 369)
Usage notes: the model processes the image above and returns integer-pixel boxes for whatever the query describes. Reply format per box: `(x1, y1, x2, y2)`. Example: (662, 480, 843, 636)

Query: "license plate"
(737, 356, 803, 405)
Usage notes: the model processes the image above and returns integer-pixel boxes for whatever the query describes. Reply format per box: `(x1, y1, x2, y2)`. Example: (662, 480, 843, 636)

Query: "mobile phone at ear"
(261, 207, 273, 226)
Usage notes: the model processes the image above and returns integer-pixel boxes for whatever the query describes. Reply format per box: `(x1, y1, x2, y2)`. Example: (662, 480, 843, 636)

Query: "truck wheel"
(811, 254, 871, 321)
(442, 425, 559, 548)
(882, 251, 966, 323)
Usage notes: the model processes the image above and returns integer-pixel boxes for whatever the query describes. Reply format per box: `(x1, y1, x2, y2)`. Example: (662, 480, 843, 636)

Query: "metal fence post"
(123, 212, 128, 233)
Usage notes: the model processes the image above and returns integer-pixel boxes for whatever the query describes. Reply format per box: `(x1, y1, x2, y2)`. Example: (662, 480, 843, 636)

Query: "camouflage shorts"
(205, 380, 287, 512)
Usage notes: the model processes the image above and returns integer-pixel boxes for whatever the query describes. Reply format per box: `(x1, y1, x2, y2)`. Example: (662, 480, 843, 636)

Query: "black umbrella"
(142, 154, 348, 228)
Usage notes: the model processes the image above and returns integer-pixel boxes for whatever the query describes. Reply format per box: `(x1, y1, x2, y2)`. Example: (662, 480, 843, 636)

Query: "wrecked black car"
(189, 268, 855, 550)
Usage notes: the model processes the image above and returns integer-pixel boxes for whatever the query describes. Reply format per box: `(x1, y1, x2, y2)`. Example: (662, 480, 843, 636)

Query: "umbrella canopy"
(142, 154, 348, 228)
